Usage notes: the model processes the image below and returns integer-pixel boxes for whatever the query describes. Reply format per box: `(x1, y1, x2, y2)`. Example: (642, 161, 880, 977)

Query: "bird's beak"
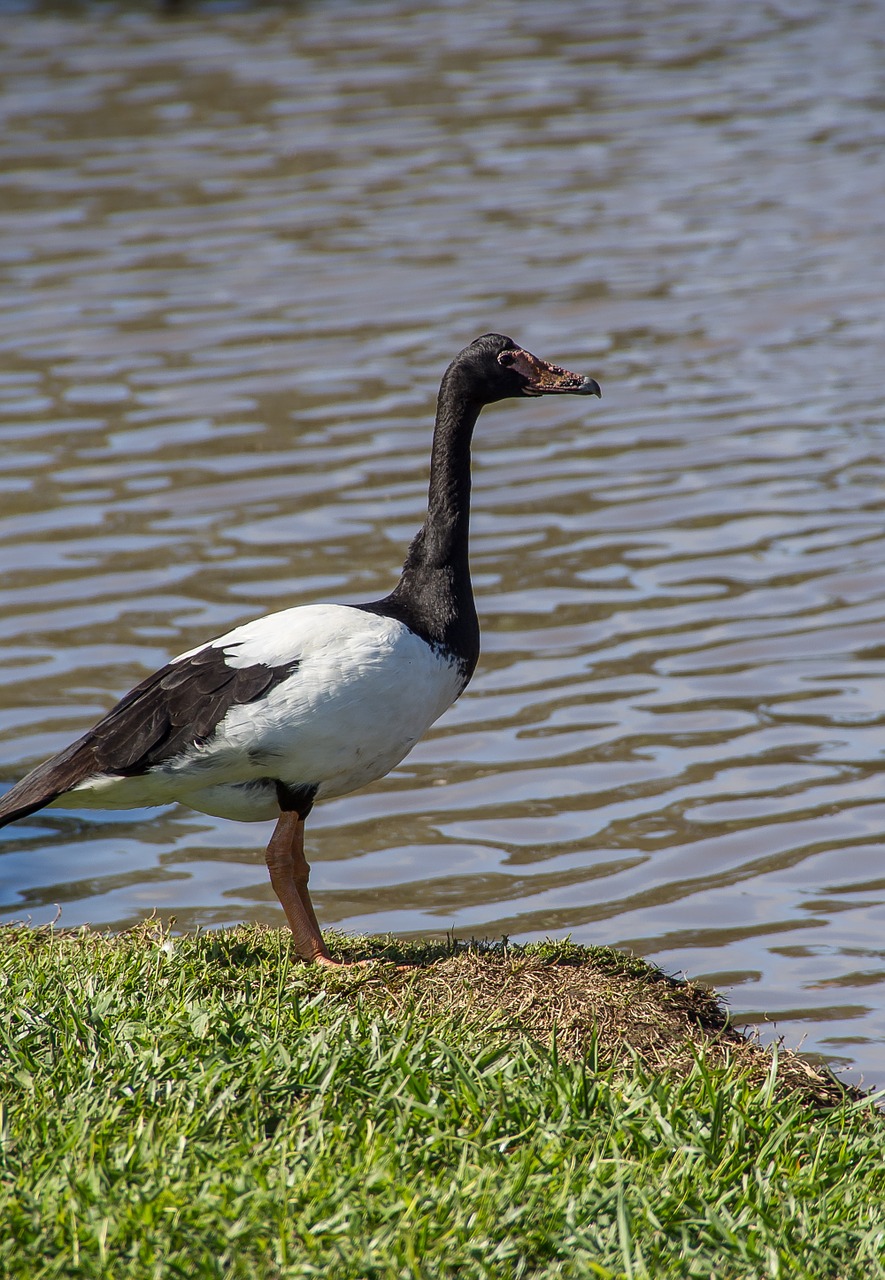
(498, 347, 602, 398)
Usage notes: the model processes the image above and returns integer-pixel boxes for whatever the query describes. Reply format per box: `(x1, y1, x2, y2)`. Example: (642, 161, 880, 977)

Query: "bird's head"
(453, 332, 602, 404)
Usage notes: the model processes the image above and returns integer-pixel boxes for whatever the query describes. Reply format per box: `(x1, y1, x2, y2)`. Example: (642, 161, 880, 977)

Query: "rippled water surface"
(2, 0, 885, 1086)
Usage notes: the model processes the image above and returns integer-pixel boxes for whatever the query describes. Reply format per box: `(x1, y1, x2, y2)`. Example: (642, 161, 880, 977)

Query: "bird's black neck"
(362, 362, 482, 678)
(409, 364, 480, 580)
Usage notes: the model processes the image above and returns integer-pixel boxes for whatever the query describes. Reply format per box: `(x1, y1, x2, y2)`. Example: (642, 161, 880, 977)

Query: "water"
(1, 0, 885, 1088)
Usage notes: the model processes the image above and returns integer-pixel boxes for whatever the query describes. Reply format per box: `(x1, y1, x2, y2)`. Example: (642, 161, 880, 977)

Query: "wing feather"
(0, 645, 297, 825)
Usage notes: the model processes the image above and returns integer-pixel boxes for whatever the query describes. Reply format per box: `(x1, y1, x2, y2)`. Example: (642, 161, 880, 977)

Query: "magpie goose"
(0, 334, 601, 963)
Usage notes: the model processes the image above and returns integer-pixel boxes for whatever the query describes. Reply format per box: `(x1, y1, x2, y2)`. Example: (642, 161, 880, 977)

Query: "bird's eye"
(497, 351, 516, 368)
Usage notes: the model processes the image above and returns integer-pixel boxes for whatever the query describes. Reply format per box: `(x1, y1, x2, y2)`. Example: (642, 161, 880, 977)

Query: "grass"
(1, 924, 883, 1279)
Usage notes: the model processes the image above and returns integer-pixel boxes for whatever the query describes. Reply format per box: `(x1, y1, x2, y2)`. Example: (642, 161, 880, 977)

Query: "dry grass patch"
(316, 933, 859, 1106)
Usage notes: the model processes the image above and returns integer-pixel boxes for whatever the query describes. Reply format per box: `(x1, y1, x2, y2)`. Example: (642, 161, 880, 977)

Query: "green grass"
(1, 924, 883, 1279)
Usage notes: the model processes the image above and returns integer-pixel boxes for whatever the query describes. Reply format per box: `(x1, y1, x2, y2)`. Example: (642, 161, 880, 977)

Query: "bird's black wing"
(0, 644, 298, 825)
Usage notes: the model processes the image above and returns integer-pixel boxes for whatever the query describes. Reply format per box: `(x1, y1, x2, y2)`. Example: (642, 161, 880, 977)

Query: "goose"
(0, 334, 601, 964)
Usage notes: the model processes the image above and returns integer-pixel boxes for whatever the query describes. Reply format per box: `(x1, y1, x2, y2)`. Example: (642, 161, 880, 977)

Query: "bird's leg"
(289, 812, 323, 936)
(265, 812, 403, 969)
(264, 811, 334, 964)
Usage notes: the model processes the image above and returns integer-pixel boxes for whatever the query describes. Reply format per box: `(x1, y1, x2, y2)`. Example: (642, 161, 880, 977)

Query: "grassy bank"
(1, 925, 883, 1279)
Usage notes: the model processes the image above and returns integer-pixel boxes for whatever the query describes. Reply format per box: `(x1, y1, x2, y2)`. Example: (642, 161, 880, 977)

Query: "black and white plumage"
(0, 334, 601, 963)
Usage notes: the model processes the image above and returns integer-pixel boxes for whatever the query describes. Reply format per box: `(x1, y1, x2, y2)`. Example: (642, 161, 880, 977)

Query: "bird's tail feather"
(0, 776, 64, 827)
(0, 742, 90, 828)
(0, 792, 62, 827)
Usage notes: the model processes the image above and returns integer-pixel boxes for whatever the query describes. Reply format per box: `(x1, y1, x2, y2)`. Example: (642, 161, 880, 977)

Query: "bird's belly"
(182, 719, 429, 825)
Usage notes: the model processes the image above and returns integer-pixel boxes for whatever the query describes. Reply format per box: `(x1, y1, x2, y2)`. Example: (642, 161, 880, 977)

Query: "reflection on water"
(1, 0, 885, 1087)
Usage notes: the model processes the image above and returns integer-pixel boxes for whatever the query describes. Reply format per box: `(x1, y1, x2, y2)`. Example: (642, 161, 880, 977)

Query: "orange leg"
(264, 811, 336, 965)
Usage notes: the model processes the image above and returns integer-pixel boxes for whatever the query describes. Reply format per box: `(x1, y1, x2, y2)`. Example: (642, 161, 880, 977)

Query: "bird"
(0, 333, 601, 964)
